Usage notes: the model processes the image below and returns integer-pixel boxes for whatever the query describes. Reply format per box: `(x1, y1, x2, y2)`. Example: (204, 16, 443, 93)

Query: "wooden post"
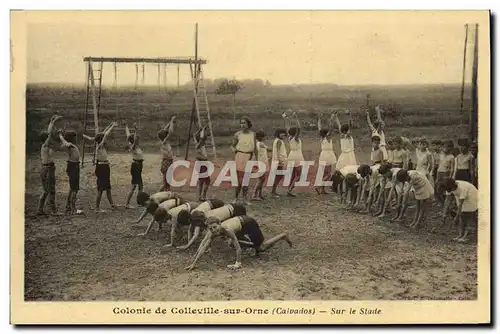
(470, 24, 479, 142)
(88, 60, 99, 133)
(177, 64, 180, 89)
(460, 24, 469, 114)
(163, 64, 167, 91)
(184, 23, 199, 160)
(157, 63, 161, 91)
(135, 64, 138, 89)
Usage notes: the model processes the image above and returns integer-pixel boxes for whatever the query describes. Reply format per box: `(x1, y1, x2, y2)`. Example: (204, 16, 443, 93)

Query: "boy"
(37, 115, 63, 216)
(270, 128, 288, 197)
(137, 197, 184, 236)
(440, 177, 478, 242)
(180, 203, 247, 251)
(430, 139, 443, 186)
(386, 138, 394, 165)
(391, 137, 408, 169)
(83, 121, 119, 213)
(252, 130, 272, 200)
(393, 169, 434, 228)
(132, 191, 182, 225)
(59, 129, 82, 215)
(158, 116, 176, 191)
(124, 123, 144, 208)
(193, 126, 210, 201)
(370, 136, 384, 165)
(184, 215, 293, 271)
(453, 138, 474, 183)
(152, 201, 199, 246)
(176, 199, 226, 250)
(435, 140, 455, 205)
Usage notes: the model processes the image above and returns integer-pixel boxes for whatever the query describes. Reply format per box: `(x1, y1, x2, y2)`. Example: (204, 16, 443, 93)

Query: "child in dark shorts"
(124, 123, 144, 208)
(59, 130, 82, 215)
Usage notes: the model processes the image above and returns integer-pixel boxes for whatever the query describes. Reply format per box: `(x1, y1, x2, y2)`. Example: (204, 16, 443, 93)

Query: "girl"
(441, 177, 478, 242)
(184, 215, 293, 271)
(270, 128, 288, 197)
(252, 131, 271, 201)
(231, 117, 258, 204)
(435, 140, 455, 205)
(376, 163, 407, 218)
(430, 139, 442, 188)
(284, 111, 304, 197)
(316, 111, 337, 195)
(193, 126, 210, 201)
(386, 138, 395, 165)
(158, 116, 176, 192)
(453, 138, 474, 183)
(335, 110, 358, 171)
(394, 169, 434, 229)
(124, 123, 144, 208)
(415, 137, 432, 180)
(367, 105, 388, 162)
(83, 121, 118, 213)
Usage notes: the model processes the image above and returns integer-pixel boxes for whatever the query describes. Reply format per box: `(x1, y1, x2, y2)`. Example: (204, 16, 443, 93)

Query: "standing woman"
(284, 111, 304, 197)
(231, 117, 258, 205)
(316, 111, 337, 195)
(335, 109, 358, 171)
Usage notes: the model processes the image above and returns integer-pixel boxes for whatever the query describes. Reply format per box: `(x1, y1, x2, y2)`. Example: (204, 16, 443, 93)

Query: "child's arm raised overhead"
(99, 121, 118, 147)
(375, 105, 386, 133)
(334, 112, 342, 133)
(45, 115, 63, 146)
(317, 112, 322, 132)
(59, 131, 71, 148)
(161, 116, 176, 145)
(328, 112, 335, 137)
(366, 108, 376, 133)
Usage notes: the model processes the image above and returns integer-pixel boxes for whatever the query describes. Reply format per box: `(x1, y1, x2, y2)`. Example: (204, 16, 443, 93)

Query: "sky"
(23, 11, 479, 86)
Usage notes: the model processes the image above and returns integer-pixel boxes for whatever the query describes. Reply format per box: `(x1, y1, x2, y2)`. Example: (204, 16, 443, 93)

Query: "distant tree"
(265, 80, 272, 87)
(215, 79, 242, 121)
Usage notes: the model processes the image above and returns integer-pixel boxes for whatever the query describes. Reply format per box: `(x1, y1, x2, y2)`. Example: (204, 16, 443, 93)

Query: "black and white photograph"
(11, 10, 490, 324)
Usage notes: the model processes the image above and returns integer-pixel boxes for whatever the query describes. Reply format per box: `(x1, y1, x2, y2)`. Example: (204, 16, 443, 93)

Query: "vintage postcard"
(11, 10, 490, 324)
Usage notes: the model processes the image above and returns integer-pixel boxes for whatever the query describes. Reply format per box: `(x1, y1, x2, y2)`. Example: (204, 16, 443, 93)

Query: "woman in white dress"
(284, 111, 304, 197)
(315, 111, 337, 194)
(335, 110, 358, 171)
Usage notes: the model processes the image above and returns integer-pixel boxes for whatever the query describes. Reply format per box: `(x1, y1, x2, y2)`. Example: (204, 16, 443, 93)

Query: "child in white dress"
(316, 112, 337, 194)
(335, 110, 358, 171)
(284, 111, 304, 197)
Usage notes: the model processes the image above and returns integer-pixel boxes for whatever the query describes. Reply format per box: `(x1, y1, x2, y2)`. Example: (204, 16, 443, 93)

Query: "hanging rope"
(113, 62, 118, 121)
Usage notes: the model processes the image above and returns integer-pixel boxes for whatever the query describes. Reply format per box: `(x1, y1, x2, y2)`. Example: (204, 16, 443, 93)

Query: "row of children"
(130, 190, 292, 270)
(36, 114, 180, 216)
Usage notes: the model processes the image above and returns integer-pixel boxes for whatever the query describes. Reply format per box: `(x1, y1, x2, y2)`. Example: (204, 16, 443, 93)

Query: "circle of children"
(37, 104, 478, 271)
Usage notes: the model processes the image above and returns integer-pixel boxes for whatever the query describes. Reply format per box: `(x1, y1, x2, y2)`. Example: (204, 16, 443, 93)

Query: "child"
(370, 136, 384, 165)
(83, 121, 118, 213)
(182, 203, 247, 251)
(316, 112, 337, 195)
(176, 199, 226, 250)
(386, 138, 394, 164)
(394, 169, 434, 228)
(132, 191, 182, 225)
(124, 123, 144, 208)
(376, 163, 407, 218)
(332, 164, 360, 203)
(137, 198, 184, 236)
(193, 126, 210, 201)
(357, 164, 383, 213)
(373, 163, 393, 216)
(440, 177, 478, 242)
(391, 137, 408, 169)
(430, 139, 442, 187)
(158, 116, 176, 192)
(58, 129, 82, 215)
(270, 128, 288, 197)
(415, 137, 432, 180)
(184, 215, 293, 271)
(252, 130, 272, 200)
(335, 110, 358, 171)
(153, 201, 199, 247)
(366, 106, 388, 162)
(435, 140, 455, 205)
(345, 173, 362, 208)
(36, 115, 63, 216)
(284, 111, 304, 197)
(453, 138, 474, 183)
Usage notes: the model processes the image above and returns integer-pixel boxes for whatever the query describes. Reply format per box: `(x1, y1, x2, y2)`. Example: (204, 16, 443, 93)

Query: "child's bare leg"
(125, 185, 137, 208)
(160, 172, 170, 191)
(71, 191, 78, 214)
(95, 190, 104, 212)
(65, 190, 72, 213)
(410, 200, 421, 227)
(414, 199, 429, 229)
(197, 182, 203, 201)
(48, 191, 57, 213)
(37, 192, 48, 215)
(457, 213, 472, 242)
(259, 233, 293, 252)
(106, 190, 116, 208)
(202, 183, 209, 200)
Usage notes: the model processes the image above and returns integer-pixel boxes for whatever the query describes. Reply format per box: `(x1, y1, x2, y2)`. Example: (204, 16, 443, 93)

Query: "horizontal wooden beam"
(83, 57, 207, 65)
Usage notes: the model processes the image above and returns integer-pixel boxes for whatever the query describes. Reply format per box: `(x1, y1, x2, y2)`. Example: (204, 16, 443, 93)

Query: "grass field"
(23, 84, 477, 301)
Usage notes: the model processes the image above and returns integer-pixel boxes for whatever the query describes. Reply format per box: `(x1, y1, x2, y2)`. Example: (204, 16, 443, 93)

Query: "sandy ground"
(23, 136, 477, 301)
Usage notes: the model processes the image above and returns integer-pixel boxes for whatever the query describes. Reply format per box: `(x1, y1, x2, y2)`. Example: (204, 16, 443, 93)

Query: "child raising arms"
(124, 123, 144, 208)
